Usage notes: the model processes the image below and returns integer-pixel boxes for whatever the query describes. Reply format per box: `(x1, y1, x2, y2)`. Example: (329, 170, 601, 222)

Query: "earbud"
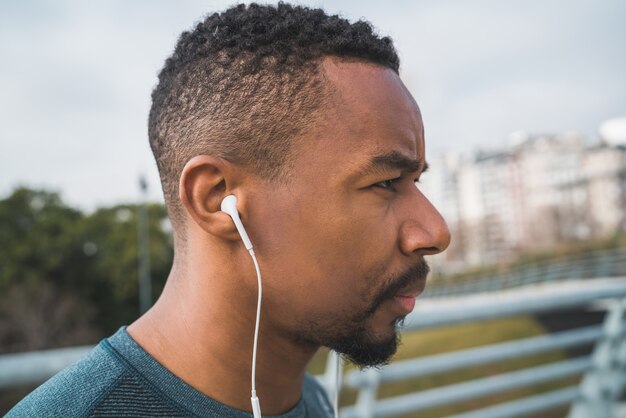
(221, 194, 263, 418)
(221, 195, 253, 250)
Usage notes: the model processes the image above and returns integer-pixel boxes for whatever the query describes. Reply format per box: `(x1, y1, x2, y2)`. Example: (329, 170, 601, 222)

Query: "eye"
(373, 177, 401, 191)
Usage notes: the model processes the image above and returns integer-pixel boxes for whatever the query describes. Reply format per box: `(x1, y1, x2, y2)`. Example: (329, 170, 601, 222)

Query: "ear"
(179, 155, 243, 243)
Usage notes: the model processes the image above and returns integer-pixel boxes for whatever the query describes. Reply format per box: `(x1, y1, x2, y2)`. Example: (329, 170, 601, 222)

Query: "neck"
(127, 241, 318, 415)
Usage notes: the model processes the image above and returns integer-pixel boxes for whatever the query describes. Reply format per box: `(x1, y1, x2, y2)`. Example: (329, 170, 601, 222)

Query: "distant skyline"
(1, 0, 625, 210)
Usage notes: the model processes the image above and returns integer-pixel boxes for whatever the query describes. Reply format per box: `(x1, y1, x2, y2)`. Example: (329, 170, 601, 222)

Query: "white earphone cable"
(248, 248, 263, 418)
(334, 351, 342, 418)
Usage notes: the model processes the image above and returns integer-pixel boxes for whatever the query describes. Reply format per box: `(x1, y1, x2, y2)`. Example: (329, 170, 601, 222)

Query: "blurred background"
(1, 1, 625, 416)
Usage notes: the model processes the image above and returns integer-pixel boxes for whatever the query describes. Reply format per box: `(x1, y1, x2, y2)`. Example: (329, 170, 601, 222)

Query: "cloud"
(424, 78, 623, 156)
(0, 0, 624, 209)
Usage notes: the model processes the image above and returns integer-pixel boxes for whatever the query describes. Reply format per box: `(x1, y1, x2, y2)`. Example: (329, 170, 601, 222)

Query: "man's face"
(246, 59, 450, 367)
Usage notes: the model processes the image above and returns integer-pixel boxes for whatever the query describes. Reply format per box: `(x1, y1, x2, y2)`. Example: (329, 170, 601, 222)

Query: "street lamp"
(137, 175, 152, 314)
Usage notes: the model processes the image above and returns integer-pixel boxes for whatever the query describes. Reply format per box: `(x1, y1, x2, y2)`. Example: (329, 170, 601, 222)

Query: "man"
(8, 3, 449, 417)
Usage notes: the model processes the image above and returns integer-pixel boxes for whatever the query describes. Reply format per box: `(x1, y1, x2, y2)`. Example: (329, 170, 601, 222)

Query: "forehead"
(291, 59, 425, 182)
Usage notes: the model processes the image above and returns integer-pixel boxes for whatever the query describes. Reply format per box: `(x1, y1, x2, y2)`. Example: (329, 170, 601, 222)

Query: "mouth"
(365, 261, 430, 318)
(393, 278, 427, 313)
(393, 295, 417, 313)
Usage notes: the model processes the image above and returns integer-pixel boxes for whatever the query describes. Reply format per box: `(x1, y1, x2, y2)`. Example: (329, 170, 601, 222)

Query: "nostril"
(420, 246, 440, 255)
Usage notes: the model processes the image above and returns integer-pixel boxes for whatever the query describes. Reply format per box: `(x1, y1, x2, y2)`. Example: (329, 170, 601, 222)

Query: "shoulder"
(302, 373, 334, 418)
(6, 341, 127, 418)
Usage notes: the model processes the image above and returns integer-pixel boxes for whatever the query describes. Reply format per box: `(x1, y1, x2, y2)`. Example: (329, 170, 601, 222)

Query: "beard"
(295, 259, 430, 368)
(326, 315, 404, 368)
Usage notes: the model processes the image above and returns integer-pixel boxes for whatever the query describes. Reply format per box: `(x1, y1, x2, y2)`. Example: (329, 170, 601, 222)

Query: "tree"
(0, 187, 173, 353)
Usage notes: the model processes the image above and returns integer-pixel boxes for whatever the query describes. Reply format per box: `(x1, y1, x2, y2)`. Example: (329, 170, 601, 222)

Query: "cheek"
(326, 210, 397, 296)
(249, 186, 399, 321)
(265, 205, 397, 315)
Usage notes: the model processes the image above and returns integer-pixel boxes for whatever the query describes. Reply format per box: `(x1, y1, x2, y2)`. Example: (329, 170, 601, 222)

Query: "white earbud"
(220, 195, 253, 250)
(220, 194, 262, 418)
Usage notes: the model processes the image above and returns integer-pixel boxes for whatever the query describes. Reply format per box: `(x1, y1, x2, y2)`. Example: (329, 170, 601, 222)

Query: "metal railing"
(320, 278, 626, 418)
(2, 279, 625, 417)
(0, 345, 92, 389)
(426, 247, 626, 298)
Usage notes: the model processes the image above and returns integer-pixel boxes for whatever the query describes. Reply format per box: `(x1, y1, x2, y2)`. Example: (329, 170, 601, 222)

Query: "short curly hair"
(149, 2, 399, 226)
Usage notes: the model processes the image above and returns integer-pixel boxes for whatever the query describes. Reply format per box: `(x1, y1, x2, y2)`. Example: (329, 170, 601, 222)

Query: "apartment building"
(424, 119, 626, 273)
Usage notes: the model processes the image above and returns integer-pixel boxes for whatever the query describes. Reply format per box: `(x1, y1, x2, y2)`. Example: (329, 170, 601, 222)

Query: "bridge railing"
(2, 279, 625, 417)
(426, 247, 626, 298)
(0, 345, 92, 390)
(321, 278, 626, 418)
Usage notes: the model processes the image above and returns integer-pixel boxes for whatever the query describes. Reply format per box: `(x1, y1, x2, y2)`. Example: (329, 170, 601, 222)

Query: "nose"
(398, 188, 451, 257)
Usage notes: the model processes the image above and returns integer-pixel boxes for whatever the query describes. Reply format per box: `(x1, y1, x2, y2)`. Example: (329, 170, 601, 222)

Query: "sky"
(1, 0, 625, 210)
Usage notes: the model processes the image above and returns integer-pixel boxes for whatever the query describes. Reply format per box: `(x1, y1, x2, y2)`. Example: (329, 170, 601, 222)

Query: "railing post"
(354, 368, 381, 418)
(567, 297, 626, 418)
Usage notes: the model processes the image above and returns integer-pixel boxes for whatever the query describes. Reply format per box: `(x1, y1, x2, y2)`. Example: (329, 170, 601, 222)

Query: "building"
(425, 120, 626, 274)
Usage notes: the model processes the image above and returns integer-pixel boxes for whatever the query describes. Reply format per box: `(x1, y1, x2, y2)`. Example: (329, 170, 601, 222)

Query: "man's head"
(149, 3, 399, 231)
(149, 3, 450, 368)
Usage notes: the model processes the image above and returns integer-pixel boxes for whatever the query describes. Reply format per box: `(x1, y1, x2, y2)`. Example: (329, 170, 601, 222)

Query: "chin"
(331, 319, 402, 368)
(295, 306, 404, 367)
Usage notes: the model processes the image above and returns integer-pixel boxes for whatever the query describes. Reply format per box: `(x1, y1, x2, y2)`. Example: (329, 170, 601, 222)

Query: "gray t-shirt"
(7, 327, 333, 417)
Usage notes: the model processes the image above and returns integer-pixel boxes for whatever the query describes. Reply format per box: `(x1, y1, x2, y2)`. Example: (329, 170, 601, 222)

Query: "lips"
(367, 261, 430, 317)
(392, 278, 427, 313)
(394, 295, 416, 312)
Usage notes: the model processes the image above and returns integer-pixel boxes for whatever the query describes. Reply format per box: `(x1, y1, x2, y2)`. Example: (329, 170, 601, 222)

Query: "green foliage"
(0, 188, 83, 293)
(0, 187, 173, 353)
(76, 203, 172, 333)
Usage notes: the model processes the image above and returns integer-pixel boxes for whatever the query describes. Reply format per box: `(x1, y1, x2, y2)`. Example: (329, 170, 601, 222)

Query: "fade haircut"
(148, 2, 400, 230)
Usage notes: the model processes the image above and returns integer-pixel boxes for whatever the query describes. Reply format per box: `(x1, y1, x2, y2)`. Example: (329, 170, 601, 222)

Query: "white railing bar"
(444, 386, 580, 418)
(341, 357, 591, 418)
(405, 278, 626, 330)
(426, 249, 626, 297)
(0, 345, 92, 389)
(345, 324, 606, 387)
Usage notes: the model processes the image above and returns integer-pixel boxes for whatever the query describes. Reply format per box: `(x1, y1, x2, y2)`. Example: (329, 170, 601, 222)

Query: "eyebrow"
(357, 151, 428, 177)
